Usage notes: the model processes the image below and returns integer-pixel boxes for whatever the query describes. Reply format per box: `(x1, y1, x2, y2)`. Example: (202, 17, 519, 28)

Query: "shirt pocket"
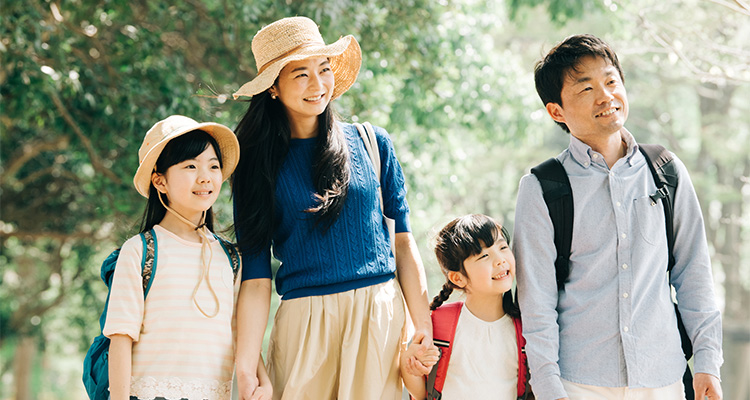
(633, 195, 666, 246)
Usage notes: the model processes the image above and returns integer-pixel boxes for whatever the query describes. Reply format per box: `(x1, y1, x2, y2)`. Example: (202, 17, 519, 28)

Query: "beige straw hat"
(233, 16, 361, 100)
(133, 115, 240, 198)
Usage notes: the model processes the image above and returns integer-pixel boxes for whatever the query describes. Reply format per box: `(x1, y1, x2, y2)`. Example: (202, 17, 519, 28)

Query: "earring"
(270, 93, 277, 99)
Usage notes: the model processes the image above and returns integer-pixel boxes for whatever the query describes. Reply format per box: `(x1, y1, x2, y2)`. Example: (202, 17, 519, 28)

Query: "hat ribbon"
(257, 42, 323, 75)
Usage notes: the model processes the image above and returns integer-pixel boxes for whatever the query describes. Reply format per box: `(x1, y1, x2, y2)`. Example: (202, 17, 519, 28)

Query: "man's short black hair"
(534, 34, 624, 132)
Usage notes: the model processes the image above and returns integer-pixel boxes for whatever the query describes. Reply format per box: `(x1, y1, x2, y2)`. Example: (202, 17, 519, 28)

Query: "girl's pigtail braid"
(430, 282, 454, 311)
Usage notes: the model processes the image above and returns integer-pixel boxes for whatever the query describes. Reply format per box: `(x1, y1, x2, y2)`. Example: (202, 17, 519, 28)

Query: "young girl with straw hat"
(104, 115, 272, 400)
(231, 16, 435, 400)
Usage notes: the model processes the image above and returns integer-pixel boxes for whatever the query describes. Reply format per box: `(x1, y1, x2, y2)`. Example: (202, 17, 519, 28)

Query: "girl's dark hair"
(231, 91, 350, 253)
(430, 214, 520, 319)
(534, 34, 624, 133)
(139, 130, 222, 233)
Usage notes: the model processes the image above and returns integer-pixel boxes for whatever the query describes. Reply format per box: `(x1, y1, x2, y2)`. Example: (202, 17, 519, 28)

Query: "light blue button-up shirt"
(514, 129, 723, 400)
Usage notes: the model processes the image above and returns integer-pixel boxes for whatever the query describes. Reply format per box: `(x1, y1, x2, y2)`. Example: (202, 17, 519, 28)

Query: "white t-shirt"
(103, 225, 241, 400)
(441, 304, 519, 399)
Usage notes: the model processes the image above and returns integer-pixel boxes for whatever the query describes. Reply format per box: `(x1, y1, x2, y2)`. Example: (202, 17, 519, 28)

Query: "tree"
(2, 0, 748, 398)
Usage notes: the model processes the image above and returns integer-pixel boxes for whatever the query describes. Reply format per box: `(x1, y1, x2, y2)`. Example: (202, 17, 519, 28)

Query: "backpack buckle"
(649, 186, 669, 205)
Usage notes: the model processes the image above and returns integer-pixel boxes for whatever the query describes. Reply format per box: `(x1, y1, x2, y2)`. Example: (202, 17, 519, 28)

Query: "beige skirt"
(267, 279, 407, 400)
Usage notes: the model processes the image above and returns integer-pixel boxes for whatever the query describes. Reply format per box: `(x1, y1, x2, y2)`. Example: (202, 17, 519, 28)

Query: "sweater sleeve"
(103, 235, 145, 342)
(234, 202, 273, 281)
(373, 125, 411, 233)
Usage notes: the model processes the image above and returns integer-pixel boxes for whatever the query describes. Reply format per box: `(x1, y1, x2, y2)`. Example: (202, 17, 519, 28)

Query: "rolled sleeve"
(514, 173, 567, 400)
(669, 155, 723, 378)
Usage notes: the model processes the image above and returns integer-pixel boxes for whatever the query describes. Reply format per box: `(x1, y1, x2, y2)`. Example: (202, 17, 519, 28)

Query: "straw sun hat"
(133, 115, 240, 198)
(233, 16, 362, 100)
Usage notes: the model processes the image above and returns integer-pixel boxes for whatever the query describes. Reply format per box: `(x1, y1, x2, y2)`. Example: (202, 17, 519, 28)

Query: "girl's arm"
(400, 342, 428, 400)
(108, 334, 133, 400)
(236, 278, 272, 399)
(394, 231, 435, 375)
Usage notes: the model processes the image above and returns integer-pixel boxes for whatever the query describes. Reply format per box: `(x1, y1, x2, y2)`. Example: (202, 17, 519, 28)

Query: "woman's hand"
(401, 329, 439, 376)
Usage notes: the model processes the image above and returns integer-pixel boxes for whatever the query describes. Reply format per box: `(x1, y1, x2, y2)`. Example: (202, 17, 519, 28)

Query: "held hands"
(237, 371, 272, 400)
(402, 329, 440, 376)
(694, 373, 722, 400)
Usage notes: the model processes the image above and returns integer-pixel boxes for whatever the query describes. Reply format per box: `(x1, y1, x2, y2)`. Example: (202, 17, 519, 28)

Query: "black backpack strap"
(425, 347, 443, 400)
(638, 144, 678, 271)
(638, 144, 694, 400)
(530, 158, 574, 291)
(215, 235, 241, 282)
(139, 229, 157, 298)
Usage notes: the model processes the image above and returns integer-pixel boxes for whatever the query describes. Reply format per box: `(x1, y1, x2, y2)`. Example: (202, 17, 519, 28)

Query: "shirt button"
(610, 170, 615, 176)
(616, 202, 621, 207)
(623, 293, 629, 298)
(622, 264, 628, 269)
(593, 154, 600, 159)
(583, 162, 590, 167)
(624, 326, 629, 332)
(621, 233, 627, 239)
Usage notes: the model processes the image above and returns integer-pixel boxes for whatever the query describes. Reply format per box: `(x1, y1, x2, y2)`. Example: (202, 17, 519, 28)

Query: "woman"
(231, 16, 434, 400)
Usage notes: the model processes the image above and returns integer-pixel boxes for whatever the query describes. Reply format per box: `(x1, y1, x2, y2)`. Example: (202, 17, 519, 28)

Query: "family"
(96, 15, 723, 400)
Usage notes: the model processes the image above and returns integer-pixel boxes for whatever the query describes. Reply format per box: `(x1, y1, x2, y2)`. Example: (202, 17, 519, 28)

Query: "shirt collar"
(568, 128, 640, 168)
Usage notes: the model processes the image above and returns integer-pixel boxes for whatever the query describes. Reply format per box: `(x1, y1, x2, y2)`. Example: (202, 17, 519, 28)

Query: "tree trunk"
(13, 335, 36, 400)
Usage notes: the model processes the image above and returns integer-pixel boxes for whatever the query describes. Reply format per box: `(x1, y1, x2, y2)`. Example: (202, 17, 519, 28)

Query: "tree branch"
(47, 89, 122, 184)
(1, 136, 69, 185)
(0, 230, 98, 241)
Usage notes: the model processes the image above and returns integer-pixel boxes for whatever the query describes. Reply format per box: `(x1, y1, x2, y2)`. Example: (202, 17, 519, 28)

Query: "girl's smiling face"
(452, 237, 516, 297)
(152, 145, 223, 222)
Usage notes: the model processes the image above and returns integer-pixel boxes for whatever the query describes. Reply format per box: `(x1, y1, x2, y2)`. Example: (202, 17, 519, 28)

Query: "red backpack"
(425, 301, 530, 400)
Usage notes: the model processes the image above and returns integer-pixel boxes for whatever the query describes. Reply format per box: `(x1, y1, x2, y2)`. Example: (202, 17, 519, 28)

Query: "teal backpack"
(82, 229, 240, 400)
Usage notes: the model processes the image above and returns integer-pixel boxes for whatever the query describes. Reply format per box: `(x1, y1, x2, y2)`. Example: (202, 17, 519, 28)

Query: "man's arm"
(668, 156, 723, 381)
(514, 174, 569, 400)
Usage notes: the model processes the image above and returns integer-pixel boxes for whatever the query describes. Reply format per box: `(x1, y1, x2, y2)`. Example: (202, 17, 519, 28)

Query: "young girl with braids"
(401, 214, 530, 400)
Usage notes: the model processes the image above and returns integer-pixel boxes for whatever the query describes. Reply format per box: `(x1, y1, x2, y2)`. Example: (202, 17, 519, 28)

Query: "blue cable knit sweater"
(237, 122, 411, 299)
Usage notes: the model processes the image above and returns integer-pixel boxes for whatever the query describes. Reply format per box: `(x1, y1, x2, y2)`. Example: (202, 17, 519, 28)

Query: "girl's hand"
(237, 373, 260, 400)
(250, 379, 273, 400)
(401, 330, 439, 376)
(413, 343, 440, 367)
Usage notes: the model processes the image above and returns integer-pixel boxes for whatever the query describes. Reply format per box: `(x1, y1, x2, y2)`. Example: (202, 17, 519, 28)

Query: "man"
(514, 34, 723, 400)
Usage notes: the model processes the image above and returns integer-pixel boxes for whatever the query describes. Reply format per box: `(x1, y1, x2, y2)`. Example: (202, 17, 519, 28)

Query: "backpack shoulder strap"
(513, 316, 530, 399)
(215, 234, 241, 283)
(139, 229, 157, 298)
(638, 144, 694, 397)
(355, 122, 397, 256)
(530, 158, 574, 291)
(638, 144, 678, 271)
(426, 301, 463, 400)
(355, 122, 381, 179)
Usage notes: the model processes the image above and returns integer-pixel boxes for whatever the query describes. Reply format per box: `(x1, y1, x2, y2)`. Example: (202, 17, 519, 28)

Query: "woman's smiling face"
(272, 56, 335, 126)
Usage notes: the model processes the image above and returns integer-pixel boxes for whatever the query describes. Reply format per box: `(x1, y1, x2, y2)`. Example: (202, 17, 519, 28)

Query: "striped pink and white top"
(104, 224, 241, 400)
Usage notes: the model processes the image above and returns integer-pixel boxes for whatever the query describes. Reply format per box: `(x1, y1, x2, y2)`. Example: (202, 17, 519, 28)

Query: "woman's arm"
(108, 334, 133, 400)
(394, 231, 436, 374)
(235, 278, 272, 399)
(249, 355, 273, 400)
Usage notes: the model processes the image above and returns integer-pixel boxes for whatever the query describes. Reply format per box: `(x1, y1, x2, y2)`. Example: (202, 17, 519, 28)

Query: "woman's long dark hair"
(430, 214, 521, 319)
(139, 130, 222, 233)
(232, 91, 350, 253)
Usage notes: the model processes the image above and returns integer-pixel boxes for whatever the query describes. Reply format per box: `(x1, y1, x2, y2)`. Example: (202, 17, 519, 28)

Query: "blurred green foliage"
(1, 0, 749, 398)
